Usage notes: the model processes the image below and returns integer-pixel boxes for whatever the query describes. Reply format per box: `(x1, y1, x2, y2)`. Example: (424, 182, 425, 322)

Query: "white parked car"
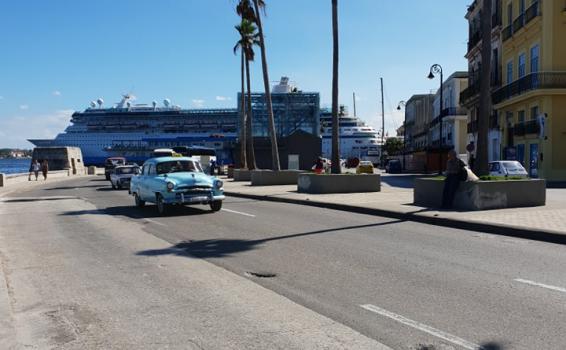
(110, 165, 139, 190)
(488, 161, 528, 178)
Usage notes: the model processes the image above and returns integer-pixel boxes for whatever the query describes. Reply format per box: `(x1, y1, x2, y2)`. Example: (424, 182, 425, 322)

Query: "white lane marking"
(144, 219, 168, 227)
(221, 208, 256, 217)
(360, 304, 482, 350)
(514, 278, 566, 293)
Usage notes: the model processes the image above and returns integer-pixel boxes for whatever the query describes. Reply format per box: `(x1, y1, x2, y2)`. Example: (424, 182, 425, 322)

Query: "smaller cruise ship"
(319, 107, 383, 164)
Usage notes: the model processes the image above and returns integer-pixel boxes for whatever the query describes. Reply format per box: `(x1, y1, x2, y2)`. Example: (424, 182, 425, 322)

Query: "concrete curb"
(225, 191, 566, 245)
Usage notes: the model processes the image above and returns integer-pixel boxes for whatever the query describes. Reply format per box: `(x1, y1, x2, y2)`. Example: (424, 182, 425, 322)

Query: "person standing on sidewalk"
(41, 160, 49, 180)
(441, 150, 466, 209)
(30, 160, 41, 181)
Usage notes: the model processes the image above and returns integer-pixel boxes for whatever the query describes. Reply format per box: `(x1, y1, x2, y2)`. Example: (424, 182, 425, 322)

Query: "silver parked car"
(488, 161, 528, 178)
(110, 165, 139, 190)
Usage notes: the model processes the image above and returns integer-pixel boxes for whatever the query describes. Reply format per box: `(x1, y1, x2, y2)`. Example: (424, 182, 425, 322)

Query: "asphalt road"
(3, 176, 566, 349)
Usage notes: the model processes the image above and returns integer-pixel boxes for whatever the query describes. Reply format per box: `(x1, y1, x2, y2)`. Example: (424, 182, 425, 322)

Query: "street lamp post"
(397, 101, 406, 171)
(428, 64, 444, 175)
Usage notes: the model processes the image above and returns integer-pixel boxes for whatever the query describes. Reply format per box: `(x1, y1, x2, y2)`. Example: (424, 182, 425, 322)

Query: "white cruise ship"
(29, 95, 239, 166)
(319, 107, 383, 163)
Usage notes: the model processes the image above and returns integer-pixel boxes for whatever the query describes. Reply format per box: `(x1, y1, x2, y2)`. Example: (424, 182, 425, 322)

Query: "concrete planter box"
(298, 173, 381, 194)
(227, 167, 235, 179)
(233, 169, 252, 182)
(414, 178, 546, 210)
(250, 170, 305, 186)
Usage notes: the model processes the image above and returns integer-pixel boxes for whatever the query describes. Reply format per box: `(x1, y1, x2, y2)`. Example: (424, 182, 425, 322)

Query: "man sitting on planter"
(442, 150, 467, 209)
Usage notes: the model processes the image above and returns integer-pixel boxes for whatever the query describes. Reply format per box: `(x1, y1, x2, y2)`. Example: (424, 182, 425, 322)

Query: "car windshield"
(156, 161, 203, 174)
(116, 167, 135, 175)
(106, 159, 125, 166)
(502, 162, 524, 171)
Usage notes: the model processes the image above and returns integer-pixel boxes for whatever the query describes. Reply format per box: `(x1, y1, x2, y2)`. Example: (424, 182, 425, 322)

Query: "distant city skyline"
(0, 0, 469, 148)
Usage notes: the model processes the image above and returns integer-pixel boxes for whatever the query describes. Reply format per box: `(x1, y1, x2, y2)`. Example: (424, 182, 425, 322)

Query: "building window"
(518, 53, 526, 78)
(518, 110, 525, 123)
(506, 60, 514, 84)
(530, 45, 539, 73)
(530, 106, 539, 120)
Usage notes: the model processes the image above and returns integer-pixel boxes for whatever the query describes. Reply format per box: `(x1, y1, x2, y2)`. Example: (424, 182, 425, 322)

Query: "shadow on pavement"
(44, 184, 105, 191)
(60, 204, 213, 219)
(3, 197, 79, 203)
(136, 219, 405, 259)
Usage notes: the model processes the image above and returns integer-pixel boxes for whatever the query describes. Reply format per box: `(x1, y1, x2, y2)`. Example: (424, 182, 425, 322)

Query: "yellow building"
(494, 0, 566, 181)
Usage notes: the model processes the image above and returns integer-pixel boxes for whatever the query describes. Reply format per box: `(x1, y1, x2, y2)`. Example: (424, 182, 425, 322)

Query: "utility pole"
(380, 78, 385, 165)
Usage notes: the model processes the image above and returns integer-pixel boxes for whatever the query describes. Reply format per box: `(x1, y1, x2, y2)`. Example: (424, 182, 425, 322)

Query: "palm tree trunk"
(239, 51, 247, 169)
(252, 0, 280, 171)
(245, 56, 257, 170)
(476, 0, 492, 176)
(331, 0, 341, 174)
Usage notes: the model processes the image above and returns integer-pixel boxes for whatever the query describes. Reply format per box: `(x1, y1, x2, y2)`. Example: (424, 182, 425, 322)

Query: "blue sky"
(0, 0, 470, 148)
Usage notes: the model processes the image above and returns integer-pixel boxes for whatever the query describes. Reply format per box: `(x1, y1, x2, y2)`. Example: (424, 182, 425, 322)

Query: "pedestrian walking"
(209, 159, 216, 175)
(441, 150, 466, 209)
(41, 160, 49, 180)
(31, 160, 41, 181)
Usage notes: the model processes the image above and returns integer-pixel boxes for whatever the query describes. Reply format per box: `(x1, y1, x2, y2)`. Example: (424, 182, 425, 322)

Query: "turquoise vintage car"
(130, 157, 225, 215)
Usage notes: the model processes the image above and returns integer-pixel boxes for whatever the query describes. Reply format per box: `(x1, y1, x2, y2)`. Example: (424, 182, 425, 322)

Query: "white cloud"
(191, 99, 205, 108)
(52, 90, 61, 96)
(1, 109, 74, 148)
(19, 105, 29, 110)
(215, 96, 231, 101)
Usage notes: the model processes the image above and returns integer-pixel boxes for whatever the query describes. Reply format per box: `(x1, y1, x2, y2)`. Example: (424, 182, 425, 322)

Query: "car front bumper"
(164, 192, 225, 205)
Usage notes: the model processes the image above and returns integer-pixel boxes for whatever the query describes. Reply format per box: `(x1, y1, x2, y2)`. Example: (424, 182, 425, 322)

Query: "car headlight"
(215, 180, 223, 189)
(166, 182, 175, 192)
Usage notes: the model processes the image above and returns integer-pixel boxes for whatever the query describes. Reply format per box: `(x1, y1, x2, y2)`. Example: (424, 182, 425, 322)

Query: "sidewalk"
(223, 173, 566, 244)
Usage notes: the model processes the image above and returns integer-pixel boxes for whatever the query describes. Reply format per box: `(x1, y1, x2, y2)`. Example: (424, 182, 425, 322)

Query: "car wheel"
(156, 194, 168, 215)
(210, 201, 222, 212)
(134, 193, 145, 208)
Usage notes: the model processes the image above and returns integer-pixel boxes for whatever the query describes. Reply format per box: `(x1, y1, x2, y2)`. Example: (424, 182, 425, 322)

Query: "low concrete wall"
(414, 178, 546, 210)
(87, 166, 97, 175)
(298, 173, 381, 194)
(233, 169, 251, 182)
(1, 170, 72, 187)
(251, 170, 305, 186)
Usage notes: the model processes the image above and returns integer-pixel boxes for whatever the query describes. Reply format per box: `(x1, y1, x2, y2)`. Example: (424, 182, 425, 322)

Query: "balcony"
(429, 107, 468, 126)
(493, 72, 566, 105)
(513, 120, 540, 136)
(492, 10, 502, 28)
(525, 1, 540, 24)
(512, 13, 525, 33)
(502, 25, 512, 41)
(503, 1, 540, 42)
(467, 30, 482, 53)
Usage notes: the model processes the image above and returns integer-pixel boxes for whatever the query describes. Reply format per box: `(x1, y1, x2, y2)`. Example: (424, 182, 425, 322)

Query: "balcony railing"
(503, 1, 540, 42)
(513, 13, 525, 33)
(502, 25, 512, 41)
(467, 31, 482, 53)
(493, 72, 566, 104)
(525, 1, 540, 24)
(430, 107, 468, 126)
(513, 120, 540, 136)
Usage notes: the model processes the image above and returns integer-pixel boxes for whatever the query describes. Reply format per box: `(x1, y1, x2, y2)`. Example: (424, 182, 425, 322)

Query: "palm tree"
(331, 0, 341, 174)
(476, 0, 492, 176)
(233, 25, 248, 169)
(234, 19, 259, 170)
(238, 0, 281, 171)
